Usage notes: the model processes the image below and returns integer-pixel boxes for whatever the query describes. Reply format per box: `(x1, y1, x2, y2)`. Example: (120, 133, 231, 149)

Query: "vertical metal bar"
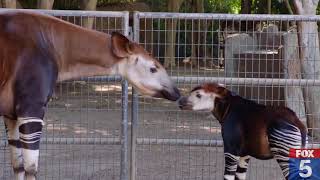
(130, 88, 138, 180)
(130, 11, 140, 180)
(120, 80, 129, 180)
(120, 11, 130, 180)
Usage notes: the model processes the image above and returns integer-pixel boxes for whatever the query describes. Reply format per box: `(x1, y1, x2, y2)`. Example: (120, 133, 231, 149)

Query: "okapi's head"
(111, 32, 180, 101)
(178, 83, 231, 117)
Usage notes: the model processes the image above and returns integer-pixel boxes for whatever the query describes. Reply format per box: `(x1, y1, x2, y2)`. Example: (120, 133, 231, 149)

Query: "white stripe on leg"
(23, 149, 39, 180)
(224, 174, 235, 180)
(18, 117, 43, 180)
(4, 118, 25, 180)
(235, 172, 246, 180)
(236, 156, 250, 180)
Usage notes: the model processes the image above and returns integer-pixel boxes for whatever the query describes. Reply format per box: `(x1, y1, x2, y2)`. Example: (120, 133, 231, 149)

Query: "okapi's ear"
(216, 86, 230, 98)
(111, 32, 133, 58)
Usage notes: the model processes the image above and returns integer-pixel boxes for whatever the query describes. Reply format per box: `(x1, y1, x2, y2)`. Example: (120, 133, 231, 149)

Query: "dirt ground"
(0, 78, 284, 180)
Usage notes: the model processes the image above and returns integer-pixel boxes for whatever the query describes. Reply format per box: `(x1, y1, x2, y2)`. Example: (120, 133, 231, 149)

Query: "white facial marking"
(116, 54, 171, 96)
(188, 89, 217, 111)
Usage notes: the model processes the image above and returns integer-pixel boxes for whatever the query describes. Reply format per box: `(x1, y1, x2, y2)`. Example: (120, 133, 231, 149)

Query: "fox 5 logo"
(289, 149, 320, 180)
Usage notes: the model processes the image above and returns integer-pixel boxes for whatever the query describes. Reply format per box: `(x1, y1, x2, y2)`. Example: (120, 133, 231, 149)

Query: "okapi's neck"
(212, 98, 231, 123)
(52, 25, 120, 81)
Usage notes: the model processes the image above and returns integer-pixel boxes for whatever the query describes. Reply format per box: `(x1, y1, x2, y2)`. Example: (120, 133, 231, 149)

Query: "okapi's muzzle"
(154, 86, 181, 101)
(177, 96, 192, 110)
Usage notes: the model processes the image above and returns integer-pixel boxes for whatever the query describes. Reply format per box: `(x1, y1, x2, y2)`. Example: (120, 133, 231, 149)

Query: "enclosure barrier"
(0, 9, 130, 180)
(132, 11, 320, 180)
(1, 9, 320, 180)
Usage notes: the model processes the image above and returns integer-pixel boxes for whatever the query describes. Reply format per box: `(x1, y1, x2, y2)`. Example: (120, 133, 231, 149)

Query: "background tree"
(38, 0, 54, 9)
(240, 0, 251, 14)
(81, 0, 98, 29)
(3, 0, 16, 8)
(190, 0, 205, 67)
(164, 0, 184, 68)
(292, 0, 320, 138)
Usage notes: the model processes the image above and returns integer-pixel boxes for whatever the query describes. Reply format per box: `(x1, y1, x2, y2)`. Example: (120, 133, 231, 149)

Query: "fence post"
(120, 79, 129, 180)
(120, 11, 130, 180)
(130, 11, 140, 180)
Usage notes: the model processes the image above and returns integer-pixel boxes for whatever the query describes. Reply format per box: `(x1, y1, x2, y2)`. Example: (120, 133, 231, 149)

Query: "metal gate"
(131, 12, 320, 180)
(0, 9, 129, 180)
(1, 9, 320, 180)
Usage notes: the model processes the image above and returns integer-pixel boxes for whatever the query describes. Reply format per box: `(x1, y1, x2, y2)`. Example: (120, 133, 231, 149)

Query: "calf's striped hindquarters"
(178, 83, 308, 180)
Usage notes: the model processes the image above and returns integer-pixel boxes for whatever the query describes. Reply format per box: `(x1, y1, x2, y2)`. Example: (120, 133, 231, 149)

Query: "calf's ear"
(111, 32, 134, 58)
(216, 86, 230, 98)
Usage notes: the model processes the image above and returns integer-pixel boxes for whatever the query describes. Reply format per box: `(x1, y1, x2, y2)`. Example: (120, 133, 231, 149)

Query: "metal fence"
(131, 12, 320, 180)
(1, 9, 320, 180)
(0, 9, 129, 180)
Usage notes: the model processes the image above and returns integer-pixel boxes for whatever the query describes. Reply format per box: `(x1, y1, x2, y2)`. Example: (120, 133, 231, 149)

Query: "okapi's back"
(0, 11, 58, 88)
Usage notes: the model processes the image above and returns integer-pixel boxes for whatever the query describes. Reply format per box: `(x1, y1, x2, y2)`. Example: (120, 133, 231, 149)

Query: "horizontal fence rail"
(136, 12, 320, 21)
(173, 77, 320, 86)
(0, 8, 128, 17)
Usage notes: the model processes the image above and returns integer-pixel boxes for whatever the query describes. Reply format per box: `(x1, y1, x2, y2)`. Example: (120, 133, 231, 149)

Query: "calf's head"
(178, 83, 229, 111)
(111, 32, 180, 101)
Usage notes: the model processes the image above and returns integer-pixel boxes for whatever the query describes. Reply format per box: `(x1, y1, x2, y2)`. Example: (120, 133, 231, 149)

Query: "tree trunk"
(282, 30, 307, 126)
(284, 0, 294, 14)
(4, 0, 16, 8)
(190, 0, 204, 68)
(37, 0, 54, 9)
(240, 0, 252, 14)
(294, 0, 320, 138)
(267, 0, 271, 14)
(164, 0, 183, 68)
(240, 0, 252, 31)
(81, 0, 98, 29)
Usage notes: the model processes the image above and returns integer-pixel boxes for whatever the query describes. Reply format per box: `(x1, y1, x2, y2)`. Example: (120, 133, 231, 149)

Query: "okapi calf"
(0, 10, 180, 180)
(178, 83, 307, 180)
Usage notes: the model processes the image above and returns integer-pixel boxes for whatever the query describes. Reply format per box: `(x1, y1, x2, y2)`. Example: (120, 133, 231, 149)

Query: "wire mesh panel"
(132, 12, 320, 180)
(0, 9, 129, 180)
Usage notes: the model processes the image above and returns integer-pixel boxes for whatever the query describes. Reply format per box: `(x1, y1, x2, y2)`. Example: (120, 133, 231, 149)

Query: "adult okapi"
(178, 83, 307, 180)
(0, 10, 180, 180)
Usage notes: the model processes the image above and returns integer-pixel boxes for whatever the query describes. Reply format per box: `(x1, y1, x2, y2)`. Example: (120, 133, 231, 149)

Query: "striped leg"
(235, 156, 250, 180)
(18, 117, 43, 180)
(224, 153, 240, 180)
(269, 122, 303, 180)
(4, 117, 25, 180)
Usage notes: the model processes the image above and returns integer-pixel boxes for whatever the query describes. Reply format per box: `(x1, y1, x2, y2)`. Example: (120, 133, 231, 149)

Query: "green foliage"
(205, 0, 241, 13)
(53, 0, 81, 10)
(137, 0, 166, 12)
(18, 0, 37, 8)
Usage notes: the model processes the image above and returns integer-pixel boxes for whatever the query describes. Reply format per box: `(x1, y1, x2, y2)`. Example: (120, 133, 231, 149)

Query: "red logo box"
(289, 149, 320, 158)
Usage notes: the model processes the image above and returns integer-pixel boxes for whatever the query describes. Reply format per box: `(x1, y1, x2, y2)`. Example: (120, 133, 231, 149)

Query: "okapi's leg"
(13, 50, 57, 179)
(269, 121, 303, 180)
(17, 117, 43, 180)
(224, 153, 240, 180)
(4, 117, 25, 180)
(235, 156, 250, 180)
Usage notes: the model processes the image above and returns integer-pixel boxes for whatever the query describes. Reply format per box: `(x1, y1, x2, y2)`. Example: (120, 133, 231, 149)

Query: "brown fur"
(0, 10, 164, 117)
(194, 83, 307, 158)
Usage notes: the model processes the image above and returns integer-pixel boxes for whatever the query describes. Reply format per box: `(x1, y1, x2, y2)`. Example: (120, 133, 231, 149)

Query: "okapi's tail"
(300, 125, 307, 148)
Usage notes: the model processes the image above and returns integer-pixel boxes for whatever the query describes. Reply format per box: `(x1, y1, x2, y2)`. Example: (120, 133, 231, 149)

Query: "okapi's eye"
(196, 94, 201, 99)
(150, 67, 157, 73)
